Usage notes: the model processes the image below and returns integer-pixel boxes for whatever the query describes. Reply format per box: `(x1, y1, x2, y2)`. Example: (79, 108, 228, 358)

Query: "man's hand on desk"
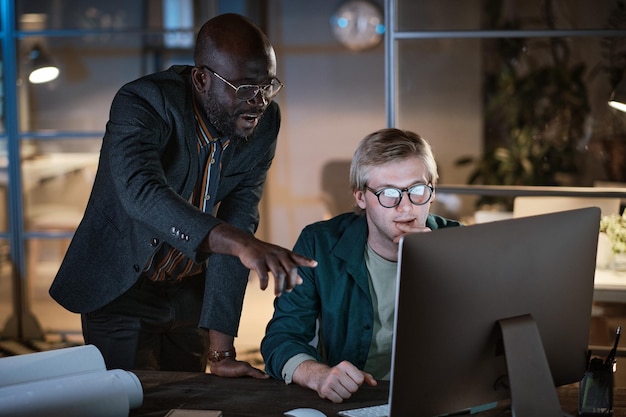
(293, 360, 377, 403)
(208, 357, 269, 379)
(207, 330, 269, 379)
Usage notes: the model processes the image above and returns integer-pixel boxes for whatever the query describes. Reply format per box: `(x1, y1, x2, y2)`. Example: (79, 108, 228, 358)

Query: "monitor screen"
(390, 207, 600, 417)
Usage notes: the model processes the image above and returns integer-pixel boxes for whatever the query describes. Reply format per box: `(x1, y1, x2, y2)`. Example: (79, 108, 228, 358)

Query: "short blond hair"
(349, 128, 439, 192)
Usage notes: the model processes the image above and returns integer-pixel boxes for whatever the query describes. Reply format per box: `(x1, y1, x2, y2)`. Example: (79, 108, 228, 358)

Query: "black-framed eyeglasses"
(365, 184, 434, 208)
(198, 65, 284, 102)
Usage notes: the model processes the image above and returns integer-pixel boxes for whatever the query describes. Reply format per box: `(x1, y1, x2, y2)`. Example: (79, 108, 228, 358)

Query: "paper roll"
(0, 369, 143, 417)
(0, 344, 105, 387)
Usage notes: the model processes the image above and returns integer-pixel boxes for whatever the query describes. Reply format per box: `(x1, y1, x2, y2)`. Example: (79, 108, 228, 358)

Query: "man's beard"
(204, 95, 257, 141)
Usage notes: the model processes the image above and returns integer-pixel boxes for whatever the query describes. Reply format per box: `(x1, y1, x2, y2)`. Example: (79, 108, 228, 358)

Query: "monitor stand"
(498, 314, 563, 417)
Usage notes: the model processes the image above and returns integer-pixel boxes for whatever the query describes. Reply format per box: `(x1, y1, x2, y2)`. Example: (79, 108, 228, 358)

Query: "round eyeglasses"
(365, 184, 434, 208)
(199, 66, 284, 102)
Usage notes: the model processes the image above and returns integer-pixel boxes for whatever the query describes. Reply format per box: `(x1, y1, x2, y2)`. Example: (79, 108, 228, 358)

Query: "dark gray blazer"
(49, 66, 280, 336)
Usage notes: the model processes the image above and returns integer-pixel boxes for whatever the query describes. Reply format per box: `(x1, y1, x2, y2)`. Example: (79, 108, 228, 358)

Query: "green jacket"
(261, 211, 461, 380)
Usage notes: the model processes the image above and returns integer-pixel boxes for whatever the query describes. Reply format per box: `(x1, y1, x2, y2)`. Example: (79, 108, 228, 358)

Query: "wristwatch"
(208, 348, 236, 362)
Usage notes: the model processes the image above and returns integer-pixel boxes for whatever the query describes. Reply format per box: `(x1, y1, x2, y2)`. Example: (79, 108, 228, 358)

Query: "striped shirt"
(143, 98, 230, 282)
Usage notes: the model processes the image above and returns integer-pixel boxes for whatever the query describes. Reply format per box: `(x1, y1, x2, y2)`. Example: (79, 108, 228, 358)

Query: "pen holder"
(579, 357, 614, 416)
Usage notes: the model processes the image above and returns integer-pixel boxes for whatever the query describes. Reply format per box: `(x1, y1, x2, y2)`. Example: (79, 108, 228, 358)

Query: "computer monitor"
(390, 207, 600, 417)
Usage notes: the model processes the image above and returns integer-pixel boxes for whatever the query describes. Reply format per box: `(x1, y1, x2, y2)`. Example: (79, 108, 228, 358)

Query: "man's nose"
(396, 191, 413, 211)
(247, 91, 268, 107)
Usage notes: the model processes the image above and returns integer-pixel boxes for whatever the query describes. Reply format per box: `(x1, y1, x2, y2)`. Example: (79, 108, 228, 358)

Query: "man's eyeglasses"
(365, 184, 434, 208)
(199, 65, 284, 102)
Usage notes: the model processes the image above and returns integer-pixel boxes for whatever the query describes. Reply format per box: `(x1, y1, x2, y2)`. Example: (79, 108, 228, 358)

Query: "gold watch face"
(330, 0, 384, 52)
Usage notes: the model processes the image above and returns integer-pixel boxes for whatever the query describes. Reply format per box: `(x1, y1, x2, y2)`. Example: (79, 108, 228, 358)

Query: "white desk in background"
(0, 152, 99, 192)
(594, 268, 626, 303)
(0, 152, 99, 232)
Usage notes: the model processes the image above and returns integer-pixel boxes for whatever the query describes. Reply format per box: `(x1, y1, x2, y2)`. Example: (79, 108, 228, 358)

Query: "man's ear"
(355, 190, 367, 210)
(191, 67, 209, 92)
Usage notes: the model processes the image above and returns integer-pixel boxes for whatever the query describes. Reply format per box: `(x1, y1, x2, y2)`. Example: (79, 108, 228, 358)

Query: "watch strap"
(208, 348, 236, 362)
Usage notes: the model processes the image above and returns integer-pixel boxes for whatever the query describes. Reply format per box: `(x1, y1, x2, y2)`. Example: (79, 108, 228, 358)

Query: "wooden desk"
(130, 371, 626, 417)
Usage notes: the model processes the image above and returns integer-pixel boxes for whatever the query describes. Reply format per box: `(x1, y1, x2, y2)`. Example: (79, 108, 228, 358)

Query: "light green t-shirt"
(363, 244, 398, 380)
(281, 243, 398, 384)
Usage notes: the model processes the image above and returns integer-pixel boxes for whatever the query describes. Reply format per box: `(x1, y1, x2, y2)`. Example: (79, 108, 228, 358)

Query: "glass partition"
(5, 0, 213, 341)
(16, 37, 188, 135)
(16, 0, 216, 33)
(0, 239, 13, 336)
(0, 135, 9, 336)
(0, 136, 7, 235)
(396, 35, 626, 187)
(392, 0, 626, 218)
(397, 0, 618, 31)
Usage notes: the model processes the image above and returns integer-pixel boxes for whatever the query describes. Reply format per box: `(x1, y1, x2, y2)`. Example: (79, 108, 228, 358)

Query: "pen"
(605, 325, 621, 366)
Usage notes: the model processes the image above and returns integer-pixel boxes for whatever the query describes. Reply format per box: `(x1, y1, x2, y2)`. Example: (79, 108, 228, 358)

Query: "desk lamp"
(28, 44, 59, 84)
(609, 79, 626, 113)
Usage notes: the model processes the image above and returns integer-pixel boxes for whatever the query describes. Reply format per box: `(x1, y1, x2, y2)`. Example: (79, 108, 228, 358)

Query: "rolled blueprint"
(0, 368, 143, 417)
(0, 344, 143, 417)
(0, 344, 105, 387)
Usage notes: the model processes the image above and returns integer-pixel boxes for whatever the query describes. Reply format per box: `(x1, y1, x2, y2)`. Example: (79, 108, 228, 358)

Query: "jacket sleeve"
(261, 227, 322, 380)
(104, 77, 219, 262)
(198, 103, 281, 336)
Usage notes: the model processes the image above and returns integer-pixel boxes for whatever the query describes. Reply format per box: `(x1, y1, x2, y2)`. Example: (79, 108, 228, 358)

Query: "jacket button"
(150, 238, 159, 247)
(133, 264, 140, 272)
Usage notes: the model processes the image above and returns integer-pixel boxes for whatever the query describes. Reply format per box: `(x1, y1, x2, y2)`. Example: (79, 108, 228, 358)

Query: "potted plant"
(456, 0, 591, 209)
(600, 209, 626, 270)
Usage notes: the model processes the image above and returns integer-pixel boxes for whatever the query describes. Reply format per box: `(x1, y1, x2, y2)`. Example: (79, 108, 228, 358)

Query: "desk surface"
(595, 269, 626, 303)
(130, 371, 626, 417)
(131, 371, 388, 417)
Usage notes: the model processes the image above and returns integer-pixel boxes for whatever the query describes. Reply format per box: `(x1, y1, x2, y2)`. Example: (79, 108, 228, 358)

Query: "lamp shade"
(609, 79, 626, 113)
(27, 44, 59, 84)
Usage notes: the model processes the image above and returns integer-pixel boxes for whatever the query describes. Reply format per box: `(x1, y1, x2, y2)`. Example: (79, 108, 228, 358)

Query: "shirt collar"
(192, 95, 221, 144)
